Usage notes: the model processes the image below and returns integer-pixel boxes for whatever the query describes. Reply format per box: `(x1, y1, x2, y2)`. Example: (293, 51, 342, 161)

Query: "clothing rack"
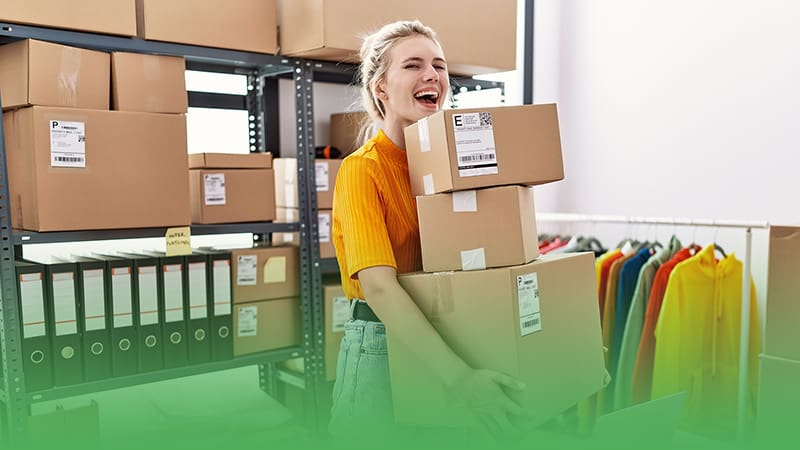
(535, 213, 770, 438)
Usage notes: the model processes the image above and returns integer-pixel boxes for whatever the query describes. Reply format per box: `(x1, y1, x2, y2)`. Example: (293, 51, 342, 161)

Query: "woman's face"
(376, 35, 449, 129)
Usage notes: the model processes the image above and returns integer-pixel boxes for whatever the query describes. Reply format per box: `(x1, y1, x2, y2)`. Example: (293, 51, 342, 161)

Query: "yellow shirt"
(651, 244, 760, 436)
(332, 129, 422, 300)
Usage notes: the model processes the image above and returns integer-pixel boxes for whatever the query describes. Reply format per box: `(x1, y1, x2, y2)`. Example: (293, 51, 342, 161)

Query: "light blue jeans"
(328, 300, 394, 438)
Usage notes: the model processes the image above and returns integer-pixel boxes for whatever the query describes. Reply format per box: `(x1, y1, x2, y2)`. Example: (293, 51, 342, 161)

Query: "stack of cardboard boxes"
(388, 104, 608, 428)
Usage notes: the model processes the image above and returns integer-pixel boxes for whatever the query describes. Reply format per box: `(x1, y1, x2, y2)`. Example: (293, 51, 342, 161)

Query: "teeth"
(414, 91, 439, 99)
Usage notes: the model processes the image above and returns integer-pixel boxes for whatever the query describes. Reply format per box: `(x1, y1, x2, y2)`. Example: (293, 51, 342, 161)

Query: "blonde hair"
(356, 20, 446, 146)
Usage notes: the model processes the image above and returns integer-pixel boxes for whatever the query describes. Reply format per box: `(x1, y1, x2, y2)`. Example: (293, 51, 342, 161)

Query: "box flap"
(188, 152, 273, 169)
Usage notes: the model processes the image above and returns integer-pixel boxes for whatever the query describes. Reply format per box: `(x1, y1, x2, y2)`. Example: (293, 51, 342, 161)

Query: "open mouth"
(414, 90, 439, 106)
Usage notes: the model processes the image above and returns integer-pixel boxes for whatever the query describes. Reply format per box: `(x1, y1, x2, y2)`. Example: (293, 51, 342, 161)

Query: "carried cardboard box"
(330, 111, 369, 156)
(764, 225, 800, 360)
(417, 186, 540, 272)
(2, 0, 136, 36)
(111, 52, 188, 113)
(233, 297, 301, 356)
(188, 153, 276, 224)
(3, 107, 190, 231)
(273, 158, 342, 209)
(757, 354, 800, 441)
(277, 0, 516, 76)
(275, 208, 335, 259)
(390, 252, 607, 428)
(0, 39, 110, 111)
(136, 0, 277, 54)
(230, 246, 299, 303)
(404, 104, 564, 197)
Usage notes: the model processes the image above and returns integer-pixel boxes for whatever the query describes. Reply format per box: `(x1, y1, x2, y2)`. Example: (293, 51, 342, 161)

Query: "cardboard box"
(765, 226, 800, 360)
(275, 208, 335, 259)
(757, 354, 800, 441)
(330, 111, 369, 156)
(3, 107, 190, 231)
(136, 0, 277, 54)
(277, 0, 516, 76)
(404, 104, 564, 197)
(233, 297, 301, 356)
(391, 253, 607, 428)
(417, 186, 539, 272)
(231, 246, 299, 303)
(111, 52, 188, 113)
(189, 153, 276, 224)
(1, 0, 136, 36)
(0, 39, 110, 111)
(273, 158, 341, 209)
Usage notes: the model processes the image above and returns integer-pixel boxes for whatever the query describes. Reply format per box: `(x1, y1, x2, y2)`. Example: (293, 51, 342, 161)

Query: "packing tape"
(418, 117, 431, 152)
(142, 55, 163, 111)
(423, 174, 434, 195)
(452, 190, 477, 212)
(58, 47, 81, 107)
(430, 272, 455, 322)
(460, 248, 487, 271)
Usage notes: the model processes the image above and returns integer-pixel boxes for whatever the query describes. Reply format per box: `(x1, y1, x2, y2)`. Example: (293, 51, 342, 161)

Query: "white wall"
(533, 0, 800, 333)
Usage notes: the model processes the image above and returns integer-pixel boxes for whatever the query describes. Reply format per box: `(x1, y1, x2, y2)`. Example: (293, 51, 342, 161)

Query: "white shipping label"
(517, 273, 542, 336)
(423, 174, 435, 196)
(460, 248, 487, 271)
(213, 260, 232, 316)
(331, 296, 350, 333)
(50, 120, 86, 168)
(163, 264, 184, 323)
(315, 162, 330, 192)
(112, 268, 133, 328)
(237, 255, 258, 286)
(452, 112, 498, 177)
(204, 173, 226, 205)
(418, 117, 431, 152)
(237, 306, 258, 337)
(138, 266, 159, 326)
(319, 212, 331, 243)
(82, 269, 107, 331)
(20, 273, 46, 338)
(452, 190, 478, 212)
(52, 272, 78, 336)
(189, 262, 208, 319)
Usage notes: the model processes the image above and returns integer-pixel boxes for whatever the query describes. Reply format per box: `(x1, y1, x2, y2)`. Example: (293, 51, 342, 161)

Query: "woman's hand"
(447, 368, 529, 436)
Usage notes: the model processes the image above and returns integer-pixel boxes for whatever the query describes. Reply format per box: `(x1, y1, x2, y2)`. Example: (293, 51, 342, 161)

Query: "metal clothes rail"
(535, 212, 770, 439)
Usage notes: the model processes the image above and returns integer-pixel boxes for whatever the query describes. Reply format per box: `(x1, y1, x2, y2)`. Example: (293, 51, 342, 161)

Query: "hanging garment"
(613, 236, 682, 410)
(540, 236, 570, 254)
(598, 250, 624, 321)
(601, 254, 635, 364)
(596, 250, 617, 293)
(631, 246, 697, 404)
(651, 245, 760, 437)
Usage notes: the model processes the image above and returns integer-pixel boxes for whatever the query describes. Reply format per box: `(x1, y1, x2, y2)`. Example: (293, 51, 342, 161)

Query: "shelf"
(0, 22, 292, 73)
(13, 222, 300, 245)
(276, 369, 306, 390)
(317, 258, 340, 274)
(0, 386, 7, 404)
(27, 346, 302, 403)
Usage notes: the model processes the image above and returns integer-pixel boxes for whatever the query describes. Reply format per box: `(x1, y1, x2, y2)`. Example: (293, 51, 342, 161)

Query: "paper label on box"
(163, 264, 184, 323)
(112, 267, 133, 328)
(204, 173, 226, 205)
(452, 190, 478, 212)
(452, 112, 498, 177)
(263, 256, 286, 284)
(331, 296, 350, 333)
(213, 260, 232, 316)
(138, 266, 159, 326)
(82, 269, 106, 331)
(423, 174, 435, 195)
(237, 255, 258, 286)
(188, 262, 208, 319)
(319, 212, 331, 243)
(237, 306, 257, 337)
(315, 162, 330, 192)
(460, 248, 487, 271)
(50, 120, 86, 168)
(418, 118, 431, 152)
(517, 272, 542, 336)
(20, 273, 46, 338)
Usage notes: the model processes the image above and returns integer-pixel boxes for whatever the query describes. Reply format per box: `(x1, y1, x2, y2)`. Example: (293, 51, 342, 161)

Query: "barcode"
(54, 156, 84, 163)
(523, 317, 540, 329)
(479, 112, 493, 127)
(239, 277, 255, 283)
(207, 197, 224, 202)
(458, 153, 496, 163)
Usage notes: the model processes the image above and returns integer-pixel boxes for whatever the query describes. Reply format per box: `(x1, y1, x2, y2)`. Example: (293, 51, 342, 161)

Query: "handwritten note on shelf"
(165, 226, 192, 256)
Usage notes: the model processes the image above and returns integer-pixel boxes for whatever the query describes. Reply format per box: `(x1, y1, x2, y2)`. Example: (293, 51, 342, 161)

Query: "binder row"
(15, 249, 234, 392)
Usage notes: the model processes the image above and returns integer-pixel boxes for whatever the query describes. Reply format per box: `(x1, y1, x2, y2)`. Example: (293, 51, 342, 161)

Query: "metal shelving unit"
(0, 22, 327, 443)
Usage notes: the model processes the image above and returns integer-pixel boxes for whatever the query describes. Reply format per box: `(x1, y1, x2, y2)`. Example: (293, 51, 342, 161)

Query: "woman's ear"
(373, 81, 388, 100)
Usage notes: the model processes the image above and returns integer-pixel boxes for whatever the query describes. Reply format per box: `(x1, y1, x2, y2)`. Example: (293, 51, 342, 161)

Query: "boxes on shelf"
(136, 0, 277, 54)
(233, 297, 301, 356)
(230, 246, 299, 304)
(417, 186, 539, 272)
(276, 0, 516, 76)
(188, 153, 276, 224)
(3, 107, 190, 231)
(275, 208, 335, 259)
(273, 158, 342, 209)
(390, 252, 607, 428)
(111, 52, 188, 114)
(764, 225, 800, 360)
(330, 111, 369, 156)
(0, 39, 110, 111)
(2, 0, 136, 36)
(404, 104, 564, 197)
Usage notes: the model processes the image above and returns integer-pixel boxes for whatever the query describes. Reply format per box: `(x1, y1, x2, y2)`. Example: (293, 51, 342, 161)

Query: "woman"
(329, 20, 526, 439)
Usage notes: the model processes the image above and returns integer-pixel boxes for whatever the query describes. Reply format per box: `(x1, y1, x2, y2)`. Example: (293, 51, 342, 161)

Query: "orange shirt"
(332, 129, 422, 300)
